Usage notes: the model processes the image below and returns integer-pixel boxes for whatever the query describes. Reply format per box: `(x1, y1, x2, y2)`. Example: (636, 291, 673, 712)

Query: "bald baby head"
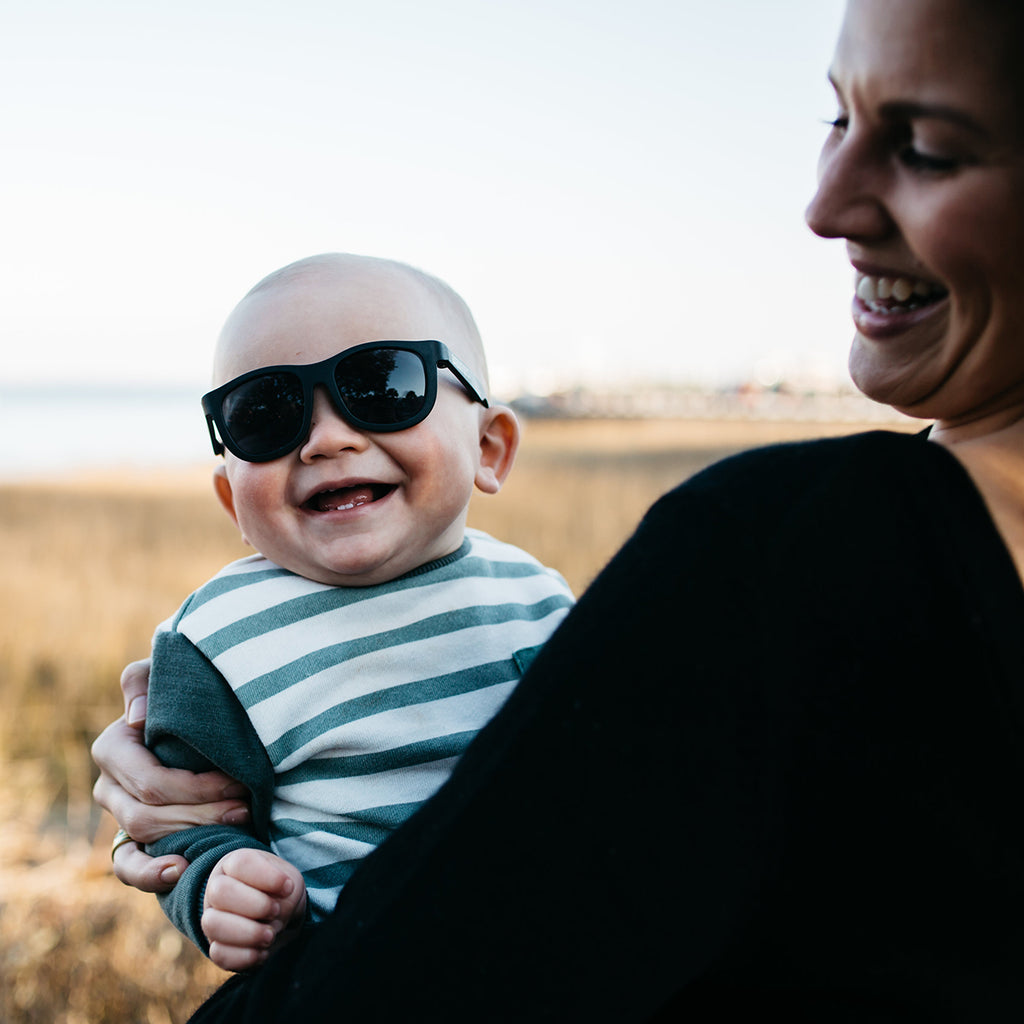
(213, 253, 488, 389)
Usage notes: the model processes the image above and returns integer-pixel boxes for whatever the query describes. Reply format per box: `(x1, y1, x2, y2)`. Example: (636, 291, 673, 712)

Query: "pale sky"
(2, 0, 850, 398)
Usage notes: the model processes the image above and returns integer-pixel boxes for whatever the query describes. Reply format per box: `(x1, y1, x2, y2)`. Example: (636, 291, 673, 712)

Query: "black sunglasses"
(202, 339, 489, 463)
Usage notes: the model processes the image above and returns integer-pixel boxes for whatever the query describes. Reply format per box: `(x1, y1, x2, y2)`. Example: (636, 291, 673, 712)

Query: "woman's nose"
(299, 387, 369, 461)
(805, 131, 893, 243)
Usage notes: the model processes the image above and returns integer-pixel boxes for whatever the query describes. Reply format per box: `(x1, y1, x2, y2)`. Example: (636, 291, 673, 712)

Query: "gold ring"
(110, 827, 137, 861)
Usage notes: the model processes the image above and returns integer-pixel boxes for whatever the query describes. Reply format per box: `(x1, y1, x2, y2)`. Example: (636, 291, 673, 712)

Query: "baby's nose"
(298, 387, 369, 460)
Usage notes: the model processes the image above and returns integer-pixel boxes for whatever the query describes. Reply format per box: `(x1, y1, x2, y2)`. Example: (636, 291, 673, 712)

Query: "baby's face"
(213, 263, 490, 586)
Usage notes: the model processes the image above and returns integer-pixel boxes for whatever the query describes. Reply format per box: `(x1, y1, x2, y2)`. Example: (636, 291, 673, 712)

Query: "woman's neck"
(932, 413, 1024, 584)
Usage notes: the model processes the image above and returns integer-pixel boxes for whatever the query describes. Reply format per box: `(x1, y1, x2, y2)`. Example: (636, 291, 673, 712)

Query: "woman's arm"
(91, 659, 251, 893)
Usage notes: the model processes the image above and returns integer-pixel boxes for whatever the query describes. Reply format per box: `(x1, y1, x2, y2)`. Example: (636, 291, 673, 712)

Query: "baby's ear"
(212, 464, 241, 528)
(474, 405, 520, 495)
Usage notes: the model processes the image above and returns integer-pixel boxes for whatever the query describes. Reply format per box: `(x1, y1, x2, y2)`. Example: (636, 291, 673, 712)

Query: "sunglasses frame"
(202, 339, 489, 463)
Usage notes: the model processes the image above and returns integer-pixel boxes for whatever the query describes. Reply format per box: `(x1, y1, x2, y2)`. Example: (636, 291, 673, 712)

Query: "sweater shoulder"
(657, 429, 948, 521)
(462, 530, 571, 585)
(692, 428, 932, 488)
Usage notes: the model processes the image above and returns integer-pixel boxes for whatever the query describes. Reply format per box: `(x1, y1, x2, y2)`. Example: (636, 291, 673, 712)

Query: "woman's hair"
(982, 3, 1024, 106)
(927, 0, 1024, 111)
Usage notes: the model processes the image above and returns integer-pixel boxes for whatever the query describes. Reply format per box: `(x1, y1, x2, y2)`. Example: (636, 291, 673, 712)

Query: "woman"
(93, 0, 1024, 1017)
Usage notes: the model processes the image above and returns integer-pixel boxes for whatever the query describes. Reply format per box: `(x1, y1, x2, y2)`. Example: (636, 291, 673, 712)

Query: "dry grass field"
(0, 416, 914, 1023)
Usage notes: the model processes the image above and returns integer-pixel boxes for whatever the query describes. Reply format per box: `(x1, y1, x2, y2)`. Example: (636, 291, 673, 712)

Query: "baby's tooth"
(891, 278, 914, 302)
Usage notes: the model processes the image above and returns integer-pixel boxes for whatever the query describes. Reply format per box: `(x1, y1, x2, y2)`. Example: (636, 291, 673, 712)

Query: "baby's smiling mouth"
(303, 484, 395, 513)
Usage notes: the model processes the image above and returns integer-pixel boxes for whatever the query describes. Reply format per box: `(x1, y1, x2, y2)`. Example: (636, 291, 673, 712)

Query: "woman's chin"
(848, 344, 914, 412)
(848, 336, 949, 421)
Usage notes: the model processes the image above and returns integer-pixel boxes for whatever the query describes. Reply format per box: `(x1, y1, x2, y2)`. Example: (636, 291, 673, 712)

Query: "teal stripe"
(234, 593, 572, 707)
(189, 568, 429, 653)
(453, 554, 566, 582)
(396, 547, 550, 584)
(183, 566, 297, 614)
(277, 731, 475, 784)
(264, 660, 515, 763)
(344, 801, 424, 828)
(303, 858, 362, 890)
(188, 552, 565, 655)
(271, 818, 394, 848)
(198, 589, 354, 659)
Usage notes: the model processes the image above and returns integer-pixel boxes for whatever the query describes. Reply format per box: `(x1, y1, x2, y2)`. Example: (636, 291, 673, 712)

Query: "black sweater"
(190, 430, 1024, 1022)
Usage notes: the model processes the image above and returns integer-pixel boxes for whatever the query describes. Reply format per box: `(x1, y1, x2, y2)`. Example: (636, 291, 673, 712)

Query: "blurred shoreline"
(2, 410, 921, 488)
(0, 379, 916, 483)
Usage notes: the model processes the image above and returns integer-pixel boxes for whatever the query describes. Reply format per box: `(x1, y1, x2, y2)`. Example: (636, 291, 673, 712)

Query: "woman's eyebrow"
(879, 100, 991, 138)
(826, 69, 991, 140)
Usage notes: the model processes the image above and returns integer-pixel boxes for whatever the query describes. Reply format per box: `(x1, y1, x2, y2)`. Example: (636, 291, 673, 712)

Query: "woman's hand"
(92, 658, 251, 893)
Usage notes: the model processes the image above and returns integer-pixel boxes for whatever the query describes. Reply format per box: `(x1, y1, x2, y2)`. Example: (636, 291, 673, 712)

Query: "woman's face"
(805, 0, 1024, 428)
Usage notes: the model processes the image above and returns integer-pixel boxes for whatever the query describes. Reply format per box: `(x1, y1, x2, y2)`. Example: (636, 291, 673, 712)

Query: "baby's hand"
(202, 848, 307, 972)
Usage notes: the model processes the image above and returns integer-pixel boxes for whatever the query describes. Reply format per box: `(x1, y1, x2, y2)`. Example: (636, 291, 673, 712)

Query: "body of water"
(0, 385, 216, 479)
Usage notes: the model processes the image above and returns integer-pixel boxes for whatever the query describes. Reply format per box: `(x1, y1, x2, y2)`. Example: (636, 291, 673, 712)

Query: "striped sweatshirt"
(145, 529, 574, 954)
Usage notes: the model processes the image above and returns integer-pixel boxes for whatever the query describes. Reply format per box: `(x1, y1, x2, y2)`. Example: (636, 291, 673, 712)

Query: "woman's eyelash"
(821, 115, 960, 173)
(899, 147, 959, 173)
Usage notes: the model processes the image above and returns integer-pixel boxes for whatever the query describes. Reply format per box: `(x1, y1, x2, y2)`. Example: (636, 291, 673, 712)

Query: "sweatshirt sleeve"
(145, 627, 278, 955)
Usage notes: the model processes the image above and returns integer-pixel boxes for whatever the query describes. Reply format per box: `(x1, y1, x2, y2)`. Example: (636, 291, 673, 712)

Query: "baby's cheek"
(231, 469, 289, 547)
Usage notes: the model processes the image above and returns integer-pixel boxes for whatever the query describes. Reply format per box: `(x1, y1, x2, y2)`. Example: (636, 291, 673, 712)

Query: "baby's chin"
(284, 550, 425, 589)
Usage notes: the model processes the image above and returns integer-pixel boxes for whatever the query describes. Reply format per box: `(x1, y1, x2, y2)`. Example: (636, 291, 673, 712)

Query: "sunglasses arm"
(442, 354, 489, 408)
(205, 415, 226, 457)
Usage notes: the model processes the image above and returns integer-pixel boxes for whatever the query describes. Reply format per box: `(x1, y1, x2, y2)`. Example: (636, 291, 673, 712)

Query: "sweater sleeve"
(145, 627, 279, 955)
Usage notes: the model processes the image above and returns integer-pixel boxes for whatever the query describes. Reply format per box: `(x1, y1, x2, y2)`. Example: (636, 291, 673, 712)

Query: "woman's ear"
(474, 405, 520, 495)
(212, 464, 241, 528)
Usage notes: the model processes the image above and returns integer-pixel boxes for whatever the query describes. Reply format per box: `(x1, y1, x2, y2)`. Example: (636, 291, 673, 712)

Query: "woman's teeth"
(855, 272, 946, 313)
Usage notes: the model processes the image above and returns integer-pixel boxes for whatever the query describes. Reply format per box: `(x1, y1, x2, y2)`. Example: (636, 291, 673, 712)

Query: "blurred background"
(3, 3, 907, 1020)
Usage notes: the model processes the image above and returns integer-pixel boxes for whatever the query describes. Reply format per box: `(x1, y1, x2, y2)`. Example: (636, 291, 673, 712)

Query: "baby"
(144, 253, 574, 971)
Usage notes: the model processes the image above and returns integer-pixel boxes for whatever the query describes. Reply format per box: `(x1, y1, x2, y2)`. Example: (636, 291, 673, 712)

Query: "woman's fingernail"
(222, 808, 250, 826)
(160, 865, 182, 884)
(222, 782, 248, 799)
(127, 695, 148, 726)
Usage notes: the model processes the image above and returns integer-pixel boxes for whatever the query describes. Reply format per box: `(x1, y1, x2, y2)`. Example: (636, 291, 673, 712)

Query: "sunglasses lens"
(221, 372, 305, 458)
(336, 348, 428, 426)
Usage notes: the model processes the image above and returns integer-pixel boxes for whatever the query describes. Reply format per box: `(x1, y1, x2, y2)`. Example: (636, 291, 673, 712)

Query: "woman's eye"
(823, 115, 849, 133)
(899, 146, 960, 173)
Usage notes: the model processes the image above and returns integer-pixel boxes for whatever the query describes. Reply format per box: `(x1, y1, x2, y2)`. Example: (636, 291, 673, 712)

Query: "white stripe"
(306, 885, 345, 918)
(274, 831, 377, 872)
(275, 756, 461, 817)
(247, 613, 566, 749)
(180, 534, 567, 646)
(186, 565, 566, 682)
(182, 567, 331, 642)
(269, 680, 516, 769)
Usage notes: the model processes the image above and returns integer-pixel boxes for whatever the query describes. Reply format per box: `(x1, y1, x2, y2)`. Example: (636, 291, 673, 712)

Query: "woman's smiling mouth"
(854, 271, 948, 314)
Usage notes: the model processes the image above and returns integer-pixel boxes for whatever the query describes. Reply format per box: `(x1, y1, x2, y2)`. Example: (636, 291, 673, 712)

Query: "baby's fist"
(202, 849, 307, 972)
